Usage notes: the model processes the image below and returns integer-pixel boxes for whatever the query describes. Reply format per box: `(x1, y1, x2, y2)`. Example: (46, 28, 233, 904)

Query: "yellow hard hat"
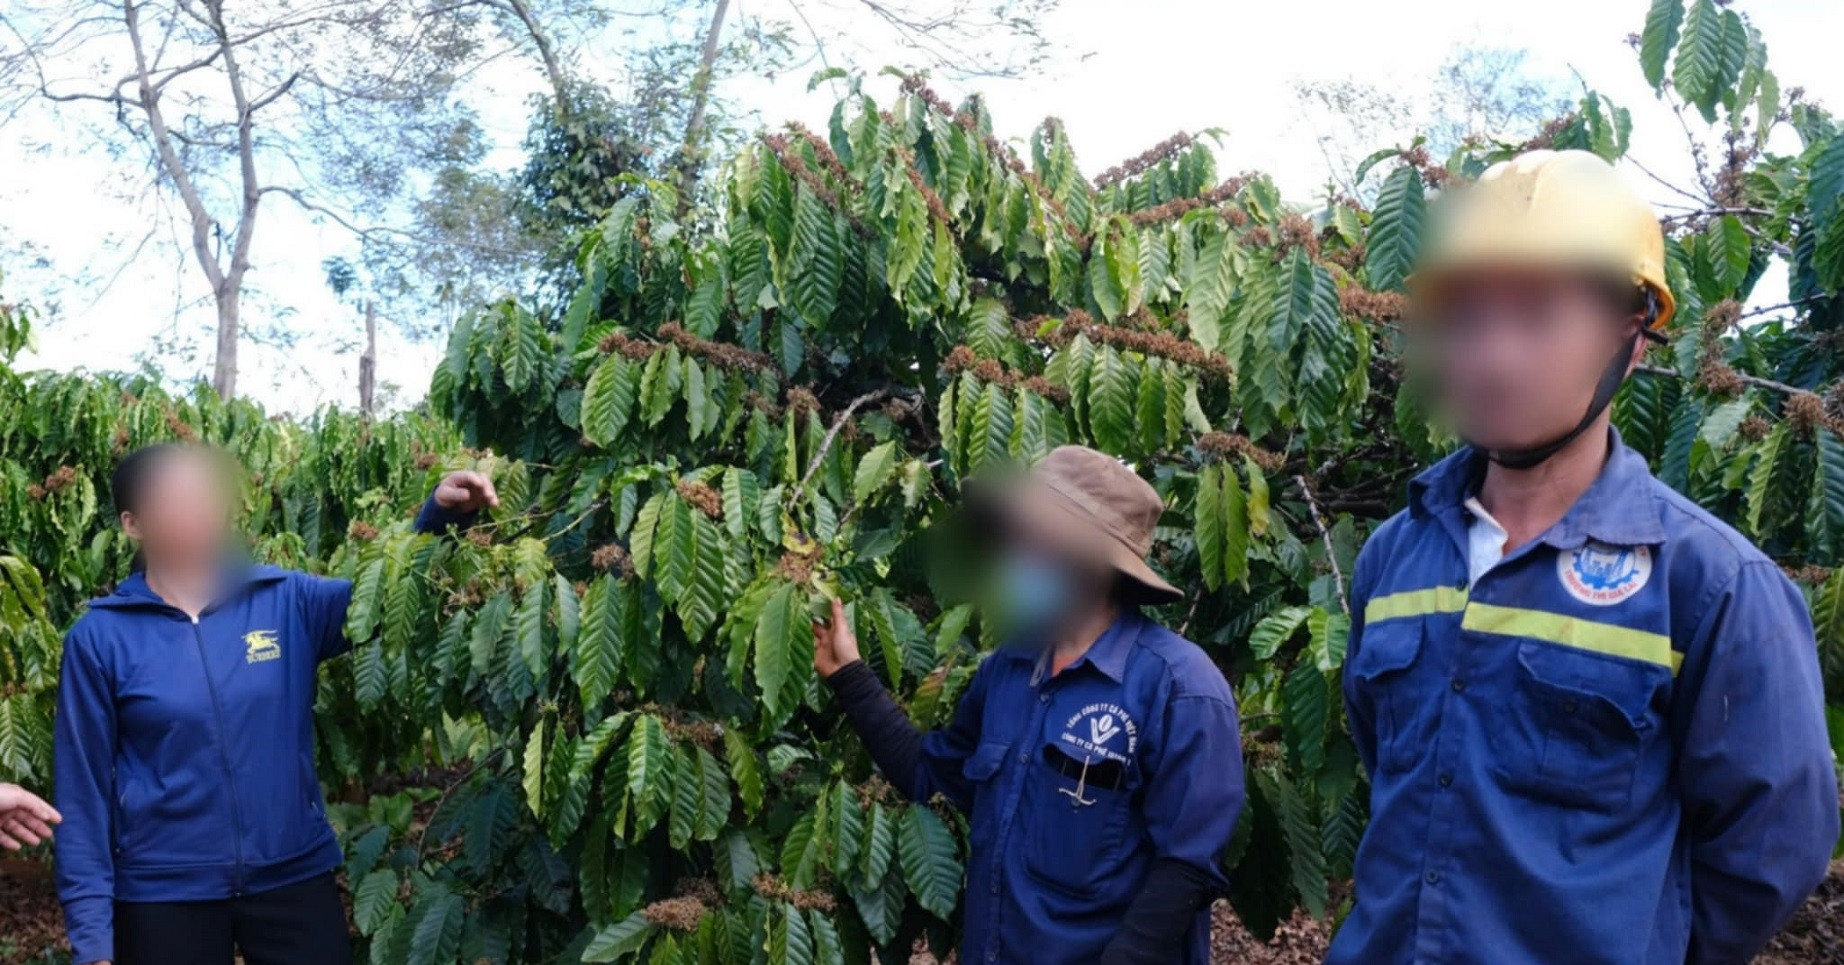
(1411, 150, 1676, 330)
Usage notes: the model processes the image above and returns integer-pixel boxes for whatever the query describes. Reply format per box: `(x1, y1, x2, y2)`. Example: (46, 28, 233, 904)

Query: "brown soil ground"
(4, 858, 1842, 963)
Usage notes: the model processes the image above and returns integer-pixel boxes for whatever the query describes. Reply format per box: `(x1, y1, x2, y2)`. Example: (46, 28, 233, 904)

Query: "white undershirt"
(1464, 496, 1509, 586)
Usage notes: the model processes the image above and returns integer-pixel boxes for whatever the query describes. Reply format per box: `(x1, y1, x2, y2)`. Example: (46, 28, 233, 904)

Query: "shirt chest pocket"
(961, 741, 1012, 850)
(1495, 641, 1667, 812)
(1348, 619, 1438, 774)
(1021, 742, 1143, 898)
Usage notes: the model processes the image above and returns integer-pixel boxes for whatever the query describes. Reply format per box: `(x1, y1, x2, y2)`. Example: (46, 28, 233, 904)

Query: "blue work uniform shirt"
(893, 609, 1242, 965)
(1330, 431, 1838, 965)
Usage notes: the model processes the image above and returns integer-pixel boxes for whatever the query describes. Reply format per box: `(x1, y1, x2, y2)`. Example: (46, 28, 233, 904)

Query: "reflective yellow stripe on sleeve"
(1363, 586, 1469, 624)
(1461, 603, 1681, 674)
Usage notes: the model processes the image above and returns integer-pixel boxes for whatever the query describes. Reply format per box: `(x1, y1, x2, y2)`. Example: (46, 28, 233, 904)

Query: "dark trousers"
(115, 872, 352, 965)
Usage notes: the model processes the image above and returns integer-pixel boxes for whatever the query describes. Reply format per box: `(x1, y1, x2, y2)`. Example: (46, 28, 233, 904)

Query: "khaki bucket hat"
(976, 445, 1182, 605)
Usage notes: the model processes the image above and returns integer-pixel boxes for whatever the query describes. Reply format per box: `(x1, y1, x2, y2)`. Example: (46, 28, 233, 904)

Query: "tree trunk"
(359, 299, 378, 414)
(211, 284, 239, 398)
(675, 0, 731, 216)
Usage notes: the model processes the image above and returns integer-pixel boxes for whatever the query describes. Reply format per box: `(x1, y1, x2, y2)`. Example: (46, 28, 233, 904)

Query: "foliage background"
(3, 1, 1844, 962)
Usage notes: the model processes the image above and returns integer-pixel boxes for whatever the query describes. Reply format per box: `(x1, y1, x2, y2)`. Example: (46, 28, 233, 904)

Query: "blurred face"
(1415, 268, 1641, 453)
(121, 450, 237, 569)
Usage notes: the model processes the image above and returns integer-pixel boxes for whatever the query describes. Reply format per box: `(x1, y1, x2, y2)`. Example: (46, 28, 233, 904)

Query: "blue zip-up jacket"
(1329, 431, 1838, 965)
(54, 500, 464, 965)
(898, 610, 1242, 965)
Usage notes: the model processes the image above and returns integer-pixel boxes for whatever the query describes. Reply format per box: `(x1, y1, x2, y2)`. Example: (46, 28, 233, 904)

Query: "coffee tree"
(1, 2, 1842, 962)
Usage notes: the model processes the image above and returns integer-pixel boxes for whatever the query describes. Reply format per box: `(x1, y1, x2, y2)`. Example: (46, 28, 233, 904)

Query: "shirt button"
(1563, 700, 1579, 714)
(990, 881, 1000, 894)
(1451, 678, 1466, 692)
(1438, 773, 1453, 788)
(1425, 871, 1441, 885)
(1039, 693, 1050, 705)
(987, 951, 999, 962)
(1018, 753, 1029, 765)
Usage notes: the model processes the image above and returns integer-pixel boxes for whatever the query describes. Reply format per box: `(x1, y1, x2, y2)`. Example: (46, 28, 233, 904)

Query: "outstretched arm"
(815, 598, 988, 809)
(304, 470, 506, 661)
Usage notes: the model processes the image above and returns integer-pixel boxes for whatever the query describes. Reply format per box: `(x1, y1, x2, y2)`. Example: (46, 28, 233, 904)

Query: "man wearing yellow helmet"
(1330, 150, 1837, 964)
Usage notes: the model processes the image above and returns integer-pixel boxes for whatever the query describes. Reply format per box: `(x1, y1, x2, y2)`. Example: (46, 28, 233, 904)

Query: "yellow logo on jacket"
(244, 630, 281, 663)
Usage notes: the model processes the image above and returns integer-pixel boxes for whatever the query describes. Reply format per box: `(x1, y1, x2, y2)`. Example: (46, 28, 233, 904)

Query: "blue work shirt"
(1330, 431, 1838, 965)
(893, 609, 1242, 965)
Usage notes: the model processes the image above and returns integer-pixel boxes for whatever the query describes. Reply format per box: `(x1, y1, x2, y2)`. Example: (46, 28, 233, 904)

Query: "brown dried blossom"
(348, 520, 380, 543)
(675, 878, 723, 907)
(590, 543, 634, 578)
(1785, 391, 1826, 438)
(41, 465, 77, 493)
(676, 480, 723, 519)
(752, 874, 836, 912)
(1093, 132, 1197, 190)
(1127, 177, 1250, 227)
(1026, 311, 1233, 379)
(1277, 214, 1322, 258)
(1785, 564, 1832, 586)
(786, 386, 821, 419)
(658, 321, 774, 374)
(1824, 381, 1844, 427)
(464, 528, 494, 548)
(743, 391, 783, 419)
(774, 551, 816, 584)
(643, 897, 707, 931)
(1197, 432, 1285, 472)
(1738, 415, 1771, 442)
(1339, 287, 1409, 321)
(25, 484, 44, 502)
(163, 410, 198, 442)
(1696, 355, 1745, 397)
(412, 450, 440, 471)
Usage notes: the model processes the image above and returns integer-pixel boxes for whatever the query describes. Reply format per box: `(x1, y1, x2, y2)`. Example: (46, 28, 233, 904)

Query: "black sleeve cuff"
(1099, 859, 1223, 965)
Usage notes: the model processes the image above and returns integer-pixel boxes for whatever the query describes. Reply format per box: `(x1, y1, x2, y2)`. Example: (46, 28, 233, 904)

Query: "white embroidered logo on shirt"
(1061, 703, 1137, 764)
(1558, 541, 1652, 606)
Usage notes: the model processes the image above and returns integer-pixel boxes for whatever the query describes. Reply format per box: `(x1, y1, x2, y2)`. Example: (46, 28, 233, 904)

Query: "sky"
(3, 0, 1841, 414)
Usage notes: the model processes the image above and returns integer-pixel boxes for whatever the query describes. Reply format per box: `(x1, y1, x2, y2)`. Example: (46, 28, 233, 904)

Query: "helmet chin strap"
(1478, 328, 1642, 471)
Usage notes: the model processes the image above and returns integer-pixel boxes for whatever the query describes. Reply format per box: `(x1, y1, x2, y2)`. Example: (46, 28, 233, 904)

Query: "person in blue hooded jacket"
(53, 443, 498, 965)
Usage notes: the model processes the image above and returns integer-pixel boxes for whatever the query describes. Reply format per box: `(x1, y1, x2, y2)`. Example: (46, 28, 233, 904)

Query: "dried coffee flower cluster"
(1785, 391, 1827, 438)
(1339, 287, 1408, 321)
(590, 542, 634, 577)
(1738, 415, 1771, 442)
(642, 897, 708, 931)
(26, 465, 78, 502)
(1127, 177, 1250, 227)
(941, 344, 1069, 401)
(752, 874, 836, 912)
(785, 386, 821, 419)
(675, 479, 723, 519)
(1094, 132, 1196, 190)
(1784, 564, 1833, 586)
(347, 520, 379, 543)
(657, 322, 773, 374)
(762, 133, 869, 238)
(1025, 310, 1233, 378)
(1196, 431, 1285, 472)
(1696, 301, 1745, 397)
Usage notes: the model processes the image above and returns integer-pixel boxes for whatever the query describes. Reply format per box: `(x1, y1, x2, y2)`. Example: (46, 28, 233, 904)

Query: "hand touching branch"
(811, 597, 862, 679)
(433, 470, 500, 514)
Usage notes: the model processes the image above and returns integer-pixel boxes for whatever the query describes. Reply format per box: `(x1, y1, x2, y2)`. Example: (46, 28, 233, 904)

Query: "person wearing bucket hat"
(1329, 151, 1835, 965)
(813, 445, 1242, 965)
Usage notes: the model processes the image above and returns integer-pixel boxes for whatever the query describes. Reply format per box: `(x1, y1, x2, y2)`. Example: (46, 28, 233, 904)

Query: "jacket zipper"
(191, 614, 248, 894)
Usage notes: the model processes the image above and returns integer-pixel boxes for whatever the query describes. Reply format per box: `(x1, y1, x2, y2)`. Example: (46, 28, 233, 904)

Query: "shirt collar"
(1408, 426, 1668, 548)
(1009, 608, 1144, 685)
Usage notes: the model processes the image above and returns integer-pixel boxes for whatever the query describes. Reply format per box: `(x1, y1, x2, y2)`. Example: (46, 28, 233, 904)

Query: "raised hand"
(433, 470, 500, 514)
(811, 597, 862, 679)
(0, 782, 60, 850)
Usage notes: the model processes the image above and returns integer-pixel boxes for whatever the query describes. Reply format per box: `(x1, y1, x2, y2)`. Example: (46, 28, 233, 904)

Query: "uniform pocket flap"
(1515, 641, 1660, 733)
(962, 741, 1011, 782)
(1350, 620, 1424, 681)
